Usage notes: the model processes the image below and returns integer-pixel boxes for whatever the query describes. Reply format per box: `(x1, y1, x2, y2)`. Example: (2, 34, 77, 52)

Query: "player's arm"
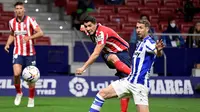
(6, 32, 14, 46)
(76, 31, 107, 75)
(82, 43, 105, 70)
(30, 26, 43, 40)
(4, 23, 15, 53)
(154, 39, 164, 57)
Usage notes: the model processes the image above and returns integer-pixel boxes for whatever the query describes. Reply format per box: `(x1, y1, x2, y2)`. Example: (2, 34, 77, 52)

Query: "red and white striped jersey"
(9, 15, 39, 56)
(91, 24, 129, 53)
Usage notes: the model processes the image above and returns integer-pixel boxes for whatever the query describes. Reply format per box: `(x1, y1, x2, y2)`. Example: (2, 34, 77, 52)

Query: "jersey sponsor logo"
(150, 79, 194, 95)
(134, 51, 141, 57)
(0, 79, 57, 95)
(14, 31, 27, 36)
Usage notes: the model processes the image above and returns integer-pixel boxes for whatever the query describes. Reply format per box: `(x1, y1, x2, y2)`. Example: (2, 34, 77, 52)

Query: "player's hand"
(156, 39, 165, 51)
(4, 44, 10, 53)
(80, 25, 86, 32)
(75, 67, 85, 75)
(23, 36, 32, 43)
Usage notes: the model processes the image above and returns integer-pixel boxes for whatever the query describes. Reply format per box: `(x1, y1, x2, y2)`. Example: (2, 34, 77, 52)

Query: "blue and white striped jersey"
(127, 36, 156, 88)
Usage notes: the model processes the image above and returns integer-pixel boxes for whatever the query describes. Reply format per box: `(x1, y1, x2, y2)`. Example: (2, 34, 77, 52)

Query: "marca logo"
(0, 79, 57, 95)
(150, 79, 194, 95)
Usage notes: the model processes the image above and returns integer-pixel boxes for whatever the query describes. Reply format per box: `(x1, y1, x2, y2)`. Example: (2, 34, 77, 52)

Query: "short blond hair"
(137, 19, 151, 28)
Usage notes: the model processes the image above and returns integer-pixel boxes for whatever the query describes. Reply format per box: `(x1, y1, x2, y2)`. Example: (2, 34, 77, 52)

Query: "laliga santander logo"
(69, 77, 89, 97)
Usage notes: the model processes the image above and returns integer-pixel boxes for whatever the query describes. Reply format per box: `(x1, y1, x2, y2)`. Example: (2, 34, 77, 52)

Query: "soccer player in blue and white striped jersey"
(88, 19, 165, 112)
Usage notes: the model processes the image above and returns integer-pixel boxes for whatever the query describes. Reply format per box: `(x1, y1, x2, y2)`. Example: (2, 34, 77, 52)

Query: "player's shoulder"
(26, 16, 35, 20)
(144, 36, 156, 44)
(98, 24, 108, 32)
(9, 18, 15, 23)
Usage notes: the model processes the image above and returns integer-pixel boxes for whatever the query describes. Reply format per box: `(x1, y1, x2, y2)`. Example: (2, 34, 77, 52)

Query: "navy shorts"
(101, 51, 131, 79)
(13, 54, 36, 67)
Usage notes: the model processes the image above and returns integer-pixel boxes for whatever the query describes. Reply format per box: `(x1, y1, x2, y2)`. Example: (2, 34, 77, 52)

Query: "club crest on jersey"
(14, 31, 27, 36)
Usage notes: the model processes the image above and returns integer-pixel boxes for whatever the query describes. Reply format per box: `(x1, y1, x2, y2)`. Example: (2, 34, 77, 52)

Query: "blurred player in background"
(4, 1, 43, 107)
(87, 19, 165, 112)
(76, 15, 131, 112)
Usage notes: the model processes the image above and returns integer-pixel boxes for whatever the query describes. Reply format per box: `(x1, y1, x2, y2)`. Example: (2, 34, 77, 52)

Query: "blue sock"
(89, 93, 105, 112)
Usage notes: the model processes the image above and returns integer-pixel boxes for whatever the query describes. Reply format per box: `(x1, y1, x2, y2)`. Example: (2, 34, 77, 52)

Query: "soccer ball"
(22, 66, 40, 83)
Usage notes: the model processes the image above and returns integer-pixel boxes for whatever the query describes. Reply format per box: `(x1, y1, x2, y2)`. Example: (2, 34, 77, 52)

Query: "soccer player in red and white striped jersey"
(76, 16, 131, 112)
(4, 1, 43, 107)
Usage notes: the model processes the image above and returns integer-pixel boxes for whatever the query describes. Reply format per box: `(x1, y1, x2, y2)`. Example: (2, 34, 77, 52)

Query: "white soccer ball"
(22, 66, 40, 83)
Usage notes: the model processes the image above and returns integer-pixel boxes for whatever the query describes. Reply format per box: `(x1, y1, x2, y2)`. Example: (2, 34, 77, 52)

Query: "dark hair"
(83, 15, 96, 24)
(168, 16, 175, 24)
(140, 14, 150, 21)
(195, 21, 200, 25)
(137, 19, 151, 28)
(14, 1, 24, 7)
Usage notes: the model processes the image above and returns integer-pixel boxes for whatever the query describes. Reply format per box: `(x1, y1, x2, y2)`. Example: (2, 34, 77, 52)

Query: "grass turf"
(0, 97, 200, 112)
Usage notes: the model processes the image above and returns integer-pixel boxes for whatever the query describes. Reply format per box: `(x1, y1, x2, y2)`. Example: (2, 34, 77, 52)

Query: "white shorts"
(111, 78, 149, 105)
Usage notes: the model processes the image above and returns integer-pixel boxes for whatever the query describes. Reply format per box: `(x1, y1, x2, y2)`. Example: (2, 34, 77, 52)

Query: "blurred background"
(0, 0, 200, 104)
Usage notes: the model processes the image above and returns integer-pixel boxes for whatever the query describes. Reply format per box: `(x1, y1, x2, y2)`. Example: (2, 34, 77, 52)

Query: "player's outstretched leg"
(114, 60, 131, 75)
(13, 64, 23, 106)
(107, 54, 131, 75)
(27, 83, 35, 107)
(89, 84, 118, 112)
(120, 98, 130, 112)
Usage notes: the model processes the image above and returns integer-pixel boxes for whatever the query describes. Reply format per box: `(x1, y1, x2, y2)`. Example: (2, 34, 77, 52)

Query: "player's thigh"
(13, 55, 23, 76)
(25, 55, 36, 66)
(99, 84, 118, 99)
(101, 53, 115, 69)
(136, 105, 149, 112)
(116, 51, 131, 67)
(13, 64, 22, 76)
(132, 84, 149, 106)
(110, 78, 131, 99)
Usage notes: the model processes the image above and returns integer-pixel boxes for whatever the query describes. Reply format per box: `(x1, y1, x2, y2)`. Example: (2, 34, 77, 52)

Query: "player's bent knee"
(14, 73, 21, 77)
(107, 54, 119, 63)
(98, 89, 107, 99)
(13, 70, 21, 77)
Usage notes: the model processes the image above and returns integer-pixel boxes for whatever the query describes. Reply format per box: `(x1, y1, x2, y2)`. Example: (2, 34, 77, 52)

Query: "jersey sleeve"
(30, 17, 39, 30)
(97, 31, 107, 45)
(146, 39, 156, 53)
(9, 21, 13, 32)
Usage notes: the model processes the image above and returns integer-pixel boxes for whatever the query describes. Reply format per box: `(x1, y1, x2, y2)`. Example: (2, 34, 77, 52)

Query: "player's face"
(84, 22, 97, 35)
(14, 5, 25, 17)
(136, 23, 149, 39)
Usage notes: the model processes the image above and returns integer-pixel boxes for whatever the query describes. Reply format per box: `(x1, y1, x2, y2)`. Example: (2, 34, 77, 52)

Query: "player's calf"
(89, 93, 105, 112)
(89, 85, 118, 112)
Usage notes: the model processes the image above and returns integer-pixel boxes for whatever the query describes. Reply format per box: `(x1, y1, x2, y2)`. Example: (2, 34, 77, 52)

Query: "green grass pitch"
(0, 97, 200, 112)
